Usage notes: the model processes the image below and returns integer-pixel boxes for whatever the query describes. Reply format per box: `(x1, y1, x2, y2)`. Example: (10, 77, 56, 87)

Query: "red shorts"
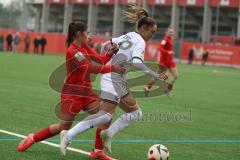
(159, 60, 176, 69)
(59, 92, 97, 121)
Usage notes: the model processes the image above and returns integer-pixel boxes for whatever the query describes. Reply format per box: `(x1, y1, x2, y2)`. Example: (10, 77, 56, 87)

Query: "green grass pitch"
(0, 52, 240, 160)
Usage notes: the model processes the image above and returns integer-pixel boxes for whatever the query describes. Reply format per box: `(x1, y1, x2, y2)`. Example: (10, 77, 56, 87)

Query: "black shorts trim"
(132, 57, 143, 63)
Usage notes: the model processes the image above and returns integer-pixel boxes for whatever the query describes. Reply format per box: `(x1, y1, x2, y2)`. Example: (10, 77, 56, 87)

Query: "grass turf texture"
(0, 52, 240, 160)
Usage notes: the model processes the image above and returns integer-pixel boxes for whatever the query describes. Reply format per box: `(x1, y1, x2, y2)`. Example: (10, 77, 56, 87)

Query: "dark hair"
(66, 22, 87, 47)
(124, 4, 156, 29)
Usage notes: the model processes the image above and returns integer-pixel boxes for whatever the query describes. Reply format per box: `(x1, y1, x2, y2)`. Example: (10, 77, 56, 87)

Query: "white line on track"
(0, 129, 117, 160)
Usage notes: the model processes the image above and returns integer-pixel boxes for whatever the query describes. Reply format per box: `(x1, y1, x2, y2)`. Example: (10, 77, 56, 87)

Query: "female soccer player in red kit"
(17, 22, 124, 160)
(144, 27, 178, 95)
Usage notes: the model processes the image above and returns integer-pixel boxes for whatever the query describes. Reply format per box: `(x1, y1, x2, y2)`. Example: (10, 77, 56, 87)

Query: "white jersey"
(101, 32, 146, 84)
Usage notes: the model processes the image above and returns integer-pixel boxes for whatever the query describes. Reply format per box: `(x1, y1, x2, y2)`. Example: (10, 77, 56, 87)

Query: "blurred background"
(0, 0, 240, 67)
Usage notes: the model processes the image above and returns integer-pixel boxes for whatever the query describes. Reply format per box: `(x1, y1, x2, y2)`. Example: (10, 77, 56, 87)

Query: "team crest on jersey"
(75, 52, 85, 61)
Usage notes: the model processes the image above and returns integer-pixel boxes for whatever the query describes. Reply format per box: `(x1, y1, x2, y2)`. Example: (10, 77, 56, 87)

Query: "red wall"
(147, 0, 240, 7)
(178, 0, 205, 7)
(2, 29, 240, 66)
(0, 29, 67, 54)
(210, 0, 240, 8)
(181, 42, 240, 65)
(147, 0, 172, 6)
(0, 29, 161, 60)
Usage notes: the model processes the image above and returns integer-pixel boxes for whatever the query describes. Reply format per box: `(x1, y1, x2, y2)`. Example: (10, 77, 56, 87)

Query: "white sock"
(67, 111, 112, 141)
(107, 109, 142, 138)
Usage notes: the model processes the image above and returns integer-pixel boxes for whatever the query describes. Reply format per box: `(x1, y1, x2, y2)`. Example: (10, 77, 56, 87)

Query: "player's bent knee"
(85, 110, 112, 128)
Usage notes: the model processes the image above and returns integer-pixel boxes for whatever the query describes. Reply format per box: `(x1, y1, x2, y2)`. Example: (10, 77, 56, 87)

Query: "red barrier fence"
(180, 42, 240, 66)
(0, 29, 161, 61)
(1, 29, 240, 67)
(0, 29, 66, 54)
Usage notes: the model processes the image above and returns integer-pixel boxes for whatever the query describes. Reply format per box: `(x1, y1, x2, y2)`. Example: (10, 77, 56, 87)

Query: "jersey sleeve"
(159, 37, 169, 55)
(131, 41, 145, 62)
(71, 48, 112, 74)
(111, 35, 123, 45)
(83, 44, 111, 65)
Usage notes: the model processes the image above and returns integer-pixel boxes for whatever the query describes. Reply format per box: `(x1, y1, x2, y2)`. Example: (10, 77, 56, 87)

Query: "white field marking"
(0, 129, 117, 160)
(212, 69, 239, 75)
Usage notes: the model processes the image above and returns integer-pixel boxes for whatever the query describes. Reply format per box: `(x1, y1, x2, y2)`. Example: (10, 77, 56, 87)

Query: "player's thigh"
(119, 93, 138, 113)
(99, 100, 118, 114)
(84, 99, 100, 115)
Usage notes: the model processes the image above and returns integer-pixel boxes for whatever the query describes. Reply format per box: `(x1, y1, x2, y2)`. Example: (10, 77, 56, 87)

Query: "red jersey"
(61, 43, 112, 97)
(158, 35, 175, 68)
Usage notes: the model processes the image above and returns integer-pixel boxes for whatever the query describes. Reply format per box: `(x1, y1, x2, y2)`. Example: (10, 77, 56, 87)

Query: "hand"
(108, 42, 119, 56)
(168, 51, 174, 54)
(157, 73, 168, 81)
(111, 64, 125, 74)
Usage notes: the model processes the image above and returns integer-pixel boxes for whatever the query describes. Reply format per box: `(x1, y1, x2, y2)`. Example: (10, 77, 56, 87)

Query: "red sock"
(94, 128, 104, 150)
(33, 127, 55, 142)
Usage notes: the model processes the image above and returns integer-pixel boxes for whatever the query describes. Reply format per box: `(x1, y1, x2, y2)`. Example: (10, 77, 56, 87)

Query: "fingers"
(160, 73, 168, 80)
(157, 73, 168, 80)
(108, 42, 119, 55)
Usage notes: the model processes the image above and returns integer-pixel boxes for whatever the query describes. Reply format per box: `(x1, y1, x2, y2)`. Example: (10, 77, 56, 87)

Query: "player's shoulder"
(128, 32, 145, 45)
(163, 35, 171, 41)
(67, 43, 82, 55)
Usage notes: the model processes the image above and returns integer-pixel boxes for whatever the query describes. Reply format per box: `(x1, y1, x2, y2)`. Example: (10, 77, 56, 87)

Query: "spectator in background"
(6, 32, 13, 52)
(188, 46, 195, 64)
(24, 34, 31, 53)
(13, 32, 21, 53)
(202, 48, 209, 66)
(40, 35, 47, 55)
(33, 36, 40, 54)
(0, 34, 4, 51)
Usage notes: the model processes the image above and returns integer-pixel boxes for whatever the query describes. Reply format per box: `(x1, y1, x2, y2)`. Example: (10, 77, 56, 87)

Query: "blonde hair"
(123, 4, 156, 29)
(124, 4, 148, 23)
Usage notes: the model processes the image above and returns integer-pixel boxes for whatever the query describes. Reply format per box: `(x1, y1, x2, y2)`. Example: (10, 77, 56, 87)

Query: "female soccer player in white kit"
(60, 4, 168, 156)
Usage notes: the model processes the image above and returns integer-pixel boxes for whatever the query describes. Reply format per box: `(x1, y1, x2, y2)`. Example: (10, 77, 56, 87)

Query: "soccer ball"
(147, 144, 170, 160)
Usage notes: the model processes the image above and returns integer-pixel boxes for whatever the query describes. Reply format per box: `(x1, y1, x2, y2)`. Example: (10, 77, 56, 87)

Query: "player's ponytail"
(67, 22, 75, 47)
(124, 4, 148, 23)
(66, 22, 88, 47)
(124, 4, 156, 29)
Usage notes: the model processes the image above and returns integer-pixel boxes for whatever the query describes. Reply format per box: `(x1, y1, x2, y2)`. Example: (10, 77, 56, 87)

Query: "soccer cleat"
(60, 130, 70, 156)
(100, 130, 112, 154)
(17, 134, 34, 152)
(144, 86, 150, 97)
(89, 150, 113, 160)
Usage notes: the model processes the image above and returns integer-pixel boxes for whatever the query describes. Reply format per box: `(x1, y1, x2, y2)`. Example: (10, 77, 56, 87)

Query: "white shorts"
(100, 78, 128, 104)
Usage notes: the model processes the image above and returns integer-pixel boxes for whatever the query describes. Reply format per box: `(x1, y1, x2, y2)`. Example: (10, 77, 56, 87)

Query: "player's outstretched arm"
(132, 58, 168, 80)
